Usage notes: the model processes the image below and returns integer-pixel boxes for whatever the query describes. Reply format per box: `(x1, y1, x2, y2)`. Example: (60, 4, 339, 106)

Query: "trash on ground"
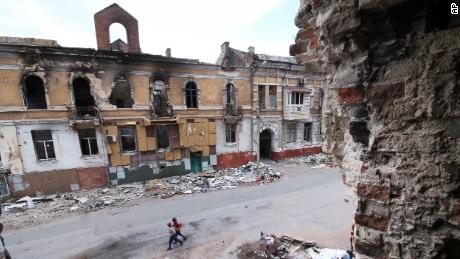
(288, 153, 336, 168)
(234, 232, 352, 259)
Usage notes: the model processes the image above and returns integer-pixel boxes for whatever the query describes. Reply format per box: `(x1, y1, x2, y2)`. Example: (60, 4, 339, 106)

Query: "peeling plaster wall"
(17, 123, 107, 173)
(0, 125, 23, 174)
(216, 118, 252, 154)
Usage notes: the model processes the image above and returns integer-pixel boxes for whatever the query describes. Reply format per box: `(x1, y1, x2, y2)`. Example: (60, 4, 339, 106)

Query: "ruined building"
(290, 0, 460, 258)
(0, 4, 322, 197)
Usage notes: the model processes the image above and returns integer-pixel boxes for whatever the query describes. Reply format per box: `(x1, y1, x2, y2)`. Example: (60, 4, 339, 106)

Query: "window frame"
(258, 85, 266, 110)
(185, 81, 198, 109)
(77, 129, 99, 156)
(286, 123, 297, 143)
(269, 85, 277, 109)
(31, 130, 56, 161)
(225, 123, 237, 143)
(119, 126, 137, 153)
(303, 123, 312, 142)
(288, 92, 304, 105)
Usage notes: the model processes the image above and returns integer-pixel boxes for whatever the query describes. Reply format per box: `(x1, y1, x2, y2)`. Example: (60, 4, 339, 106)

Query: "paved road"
(4, 164, 354, 259)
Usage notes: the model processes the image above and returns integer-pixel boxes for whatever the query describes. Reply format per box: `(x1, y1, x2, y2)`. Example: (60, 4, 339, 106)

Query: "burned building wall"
(291, 0, 460, 258)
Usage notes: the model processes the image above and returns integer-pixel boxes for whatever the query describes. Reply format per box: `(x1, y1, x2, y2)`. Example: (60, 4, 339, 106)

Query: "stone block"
(337, 87, 364, 104)
(355, 213, 389, 232)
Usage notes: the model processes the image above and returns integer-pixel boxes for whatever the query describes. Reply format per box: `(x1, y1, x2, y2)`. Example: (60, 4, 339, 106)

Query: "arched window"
(226, 83, 235, 105)
(72, 78, 95, 107)
(109, 78, 134, 108)
(23, 75, 47, 109)
(185, 81, 198, 108)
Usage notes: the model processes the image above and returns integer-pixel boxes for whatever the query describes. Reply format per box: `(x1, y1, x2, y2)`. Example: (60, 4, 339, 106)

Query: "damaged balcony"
(283, 89, 315, 121)
(224, 104, 243, 123)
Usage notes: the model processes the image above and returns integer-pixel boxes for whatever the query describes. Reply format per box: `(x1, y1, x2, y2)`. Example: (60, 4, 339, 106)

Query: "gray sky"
(0, 0, 299, 63)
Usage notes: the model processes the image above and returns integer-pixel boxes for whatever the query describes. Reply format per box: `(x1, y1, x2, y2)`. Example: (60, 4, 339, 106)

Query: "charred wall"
(291, 0, 460, 258)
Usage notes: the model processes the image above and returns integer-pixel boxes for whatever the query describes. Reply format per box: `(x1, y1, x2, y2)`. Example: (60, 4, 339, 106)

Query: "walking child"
(167, 222, 182, 251)
(172, 217, 186, 241)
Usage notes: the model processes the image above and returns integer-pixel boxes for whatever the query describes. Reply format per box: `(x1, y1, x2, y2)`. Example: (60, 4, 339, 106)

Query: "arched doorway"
(259, 129, 272, 159)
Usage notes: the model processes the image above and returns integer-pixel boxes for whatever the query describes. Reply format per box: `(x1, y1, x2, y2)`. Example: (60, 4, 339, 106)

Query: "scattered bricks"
(357, 184, 390, 203)
(367, 82, 405, 105)
(355, 213, 389, 232)
(337, 87, 364, 104)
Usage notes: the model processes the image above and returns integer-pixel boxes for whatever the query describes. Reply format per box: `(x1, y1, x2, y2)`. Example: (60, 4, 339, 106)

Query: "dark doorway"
(24, 75, 47, 109)
(260, 129, 272, 159)
(191, 152, 202, 173)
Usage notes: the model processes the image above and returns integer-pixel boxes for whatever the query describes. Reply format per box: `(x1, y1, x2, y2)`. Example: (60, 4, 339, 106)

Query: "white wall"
(216, 118, 252, 154)
(0, 125, 24, 174)
(17, 123, 107, 173)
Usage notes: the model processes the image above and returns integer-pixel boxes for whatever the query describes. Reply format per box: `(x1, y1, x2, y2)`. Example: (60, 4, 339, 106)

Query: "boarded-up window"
(269, 85, 276, 109)
(185, 81, 198, 108)
(78, 129, 99, 156)
(155, 125, 170, 149)
(286, 123, 297, 143)
(226, 123, 236, 143)
(32, 130, 56, 160)
(170, 124, 180, 148)
(146, 126, 155, 137)
(119, 126, 137, 152)
(304, 123, 312, 142)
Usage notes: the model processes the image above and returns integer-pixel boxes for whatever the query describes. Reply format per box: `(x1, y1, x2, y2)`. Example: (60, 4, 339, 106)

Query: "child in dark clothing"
(172, 217, 186, 241)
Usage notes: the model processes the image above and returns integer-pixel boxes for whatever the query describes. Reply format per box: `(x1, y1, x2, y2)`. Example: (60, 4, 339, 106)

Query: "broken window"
(72, 78, 97, 118)
(32, 130, 56, 160)
(185, 81, 198, 108)
(119, 126, 136, 152)
(78, 129, 99, 156)
(304, 123, 312, 142)
(226, 123, 236, 143)
(269, 85, 277, 109)
(155, 125, 170, 149)
(226, 83, 235, 104)
(258, 85, 266, 109)
(152, 80, 171, 117)
(288, 92, 304, 105)
(24, 75, 47, 109)
(286, 123, 297, 143)
(109, 78, 134, 108)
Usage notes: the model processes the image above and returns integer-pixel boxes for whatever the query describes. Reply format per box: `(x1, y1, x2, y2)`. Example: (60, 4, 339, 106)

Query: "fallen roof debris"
(288, 153, 336, 168)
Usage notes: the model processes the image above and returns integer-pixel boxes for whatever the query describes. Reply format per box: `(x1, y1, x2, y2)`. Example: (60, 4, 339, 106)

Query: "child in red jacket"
(172, 217, 186, 241)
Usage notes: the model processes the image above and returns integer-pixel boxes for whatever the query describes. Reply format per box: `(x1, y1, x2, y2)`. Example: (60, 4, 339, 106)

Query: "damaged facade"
(0, 3, 322, 197)
(291, 0, 460, 258)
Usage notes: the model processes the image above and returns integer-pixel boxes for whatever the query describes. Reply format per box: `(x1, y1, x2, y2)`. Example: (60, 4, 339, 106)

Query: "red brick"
(217, 152, 256, 169)
(295, 27, 316, 41)
(309, 36, 319, 50)
(355, 213, 389, 232)
(77, 167, 108, 189)
(338, 87, 364, 104)
(357, 184, 390, 203)
(271, 146, 322, 161)
(94, 4, 141, 53)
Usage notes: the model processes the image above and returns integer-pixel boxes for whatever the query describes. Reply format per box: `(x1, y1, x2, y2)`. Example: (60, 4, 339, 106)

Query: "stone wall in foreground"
(291, 0, 460, 258)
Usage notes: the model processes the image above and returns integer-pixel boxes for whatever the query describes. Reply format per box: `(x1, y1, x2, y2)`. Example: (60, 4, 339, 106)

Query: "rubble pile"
(234, 233, 351, 259)
(2, 162, 281, 230)
(144, 161, 281, 197)
(289, 153, 336, 168)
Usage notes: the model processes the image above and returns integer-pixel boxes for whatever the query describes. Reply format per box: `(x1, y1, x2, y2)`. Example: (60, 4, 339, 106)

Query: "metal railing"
(71, 106, 99, 120)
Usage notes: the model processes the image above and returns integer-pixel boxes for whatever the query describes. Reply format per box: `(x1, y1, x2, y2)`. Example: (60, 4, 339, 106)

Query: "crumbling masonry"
(0, 4, 322, 198)
(290, 0, 460, 258)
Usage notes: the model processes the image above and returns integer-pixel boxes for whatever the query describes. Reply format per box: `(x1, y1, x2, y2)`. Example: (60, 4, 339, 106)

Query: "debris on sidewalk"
(289, 153, 336, 168)
(234, 232, 352, 259)
(1, 161, 281, 230)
